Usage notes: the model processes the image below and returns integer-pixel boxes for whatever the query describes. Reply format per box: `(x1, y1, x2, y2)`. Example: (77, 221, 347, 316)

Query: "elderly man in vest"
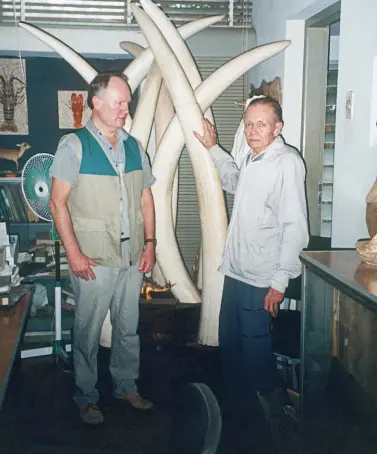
(50, 72, 156, 425)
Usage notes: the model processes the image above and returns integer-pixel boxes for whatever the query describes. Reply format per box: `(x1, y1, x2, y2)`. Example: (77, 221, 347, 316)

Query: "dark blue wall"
(0, 55, 136, 172)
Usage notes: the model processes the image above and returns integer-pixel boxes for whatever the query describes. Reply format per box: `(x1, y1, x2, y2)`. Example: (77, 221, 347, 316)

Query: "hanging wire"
(241, 0, 249, 100)
(12, 0, 26, 82)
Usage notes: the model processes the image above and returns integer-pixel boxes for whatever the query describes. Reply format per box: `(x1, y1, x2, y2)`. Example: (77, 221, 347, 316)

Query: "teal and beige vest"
(67, 127, 144, 267)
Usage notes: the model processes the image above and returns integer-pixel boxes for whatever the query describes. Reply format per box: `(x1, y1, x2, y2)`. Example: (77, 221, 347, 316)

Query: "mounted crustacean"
(67, 92, 88, 129)
(0, 70, 26, 132)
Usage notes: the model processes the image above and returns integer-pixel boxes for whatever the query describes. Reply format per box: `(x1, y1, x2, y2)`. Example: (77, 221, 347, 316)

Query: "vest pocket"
(72, 216, 105, 261)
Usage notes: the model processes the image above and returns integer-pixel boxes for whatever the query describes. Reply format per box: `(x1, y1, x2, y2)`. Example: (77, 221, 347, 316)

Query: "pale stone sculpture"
(366, 178, 377, 238)
(356, 178, 377, 265)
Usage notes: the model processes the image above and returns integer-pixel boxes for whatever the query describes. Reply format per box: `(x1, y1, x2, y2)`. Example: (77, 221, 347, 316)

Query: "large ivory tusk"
(151, 82, 176, 286)
(124, 15, 224, 93)
(132, 5, 228, 345)
(18, 22, 134, 134)
(119, 41, 145, 58)
(140, 0, 210, 93)
(149, 82, 176, 286)
(140, 0, 215, 289)
(129, 6, 221, 285)
(119, 41, 160, 149)
(18, 21, 97, 84)
(122, 38, 173, 252)
(151, 40, 290, 342)
(130, 62, 163, 149)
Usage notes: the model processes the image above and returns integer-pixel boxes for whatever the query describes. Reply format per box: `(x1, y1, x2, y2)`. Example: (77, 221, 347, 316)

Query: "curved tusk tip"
(263, 40, 291, 51)
(119, 41, 134, 50)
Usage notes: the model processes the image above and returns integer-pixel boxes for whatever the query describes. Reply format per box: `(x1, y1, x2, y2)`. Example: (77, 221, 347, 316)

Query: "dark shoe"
(117, 391, 154, 410)
(258, 388, 302, 452)
(78, 403, 104, 425)
(258, 387, 298, 420)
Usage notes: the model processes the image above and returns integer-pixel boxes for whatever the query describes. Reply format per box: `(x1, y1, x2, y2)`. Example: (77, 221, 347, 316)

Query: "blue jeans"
(219, 276, 278, 414)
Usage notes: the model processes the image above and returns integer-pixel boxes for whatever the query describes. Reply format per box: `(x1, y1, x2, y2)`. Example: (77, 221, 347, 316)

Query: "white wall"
(0, 24, 255, 58)
(250, 0, 321, 86)
(251, 0, 339, 152)
(331, 0, 377, 247)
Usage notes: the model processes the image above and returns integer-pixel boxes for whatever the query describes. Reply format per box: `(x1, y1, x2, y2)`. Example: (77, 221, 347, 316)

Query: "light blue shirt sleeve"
(270, 153, 309, 292)
(50, 134, 81, 186)
(208, 144, 241, 195)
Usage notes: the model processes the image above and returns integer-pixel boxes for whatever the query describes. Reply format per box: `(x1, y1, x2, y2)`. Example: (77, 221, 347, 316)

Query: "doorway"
(302, 11, 340, 239)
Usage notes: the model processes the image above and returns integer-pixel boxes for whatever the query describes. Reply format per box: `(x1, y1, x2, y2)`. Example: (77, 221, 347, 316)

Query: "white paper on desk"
(0, 223, 9, 247)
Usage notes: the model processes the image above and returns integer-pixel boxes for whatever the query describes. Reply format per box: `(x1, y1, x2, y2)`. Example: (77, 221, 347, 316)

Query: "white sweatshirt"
(209, 136, 309, 292)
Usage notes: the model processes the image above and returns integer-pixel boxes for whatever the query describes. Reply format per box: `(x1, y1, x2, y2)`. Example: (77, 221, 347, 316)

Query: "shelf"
(0, 177, 21, 183)
(322, 46, 336, 231)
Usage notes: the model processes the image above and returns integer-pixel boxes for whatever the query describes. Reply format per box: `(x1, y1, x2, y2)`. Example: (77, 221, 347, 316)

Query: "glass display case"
(300, 250, 377, 437)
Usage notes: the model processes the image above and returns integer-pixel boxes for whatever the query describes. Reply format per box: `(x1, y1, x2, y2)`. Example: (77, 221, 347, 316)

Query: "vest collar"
(85, 120, 130, 176)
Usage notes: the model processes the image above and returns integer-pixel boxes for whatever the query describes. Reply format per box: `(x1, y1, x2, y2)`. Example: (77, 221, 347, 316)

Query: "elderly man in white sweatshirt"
(194, 96, 309, 422)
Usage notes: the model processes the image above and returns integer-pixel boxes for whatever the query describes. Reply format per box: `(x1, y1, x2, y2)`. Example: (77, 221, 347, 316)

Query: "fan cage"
(21, 153, 55, 222)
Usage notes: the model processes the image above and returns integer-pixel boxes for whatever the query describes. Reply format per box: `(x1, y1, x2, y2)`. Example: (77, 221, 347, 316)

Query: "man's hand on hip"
(68, 251, 97, 281)
(138, 244, 156, 274)
(264, 287, 285, 318)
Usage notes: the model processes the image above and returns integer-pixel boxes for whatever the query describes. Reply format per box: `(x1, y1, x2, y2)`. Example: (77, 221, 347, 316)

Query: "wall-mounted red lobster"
(68, 92, 88, 129)
(0, 70, 26, 132)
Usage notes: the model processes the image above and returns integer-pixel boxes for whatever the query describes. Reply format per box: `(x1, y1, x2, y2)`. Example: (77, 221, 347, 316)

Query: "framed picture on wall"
(0, 58, 29, 135)
(58, 90, 90, 129)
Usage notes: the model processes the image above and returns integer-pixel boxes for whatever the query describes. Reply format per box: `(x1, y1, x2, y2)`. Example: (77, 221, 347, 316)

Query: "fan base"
(53, 340, 72, 371)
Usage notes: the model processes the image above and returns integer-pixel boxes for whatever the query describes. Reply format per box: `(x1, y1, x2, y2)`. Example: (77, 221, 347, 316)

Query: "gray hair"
(245, 95, 284, 125)
(87, 72, 130, 110)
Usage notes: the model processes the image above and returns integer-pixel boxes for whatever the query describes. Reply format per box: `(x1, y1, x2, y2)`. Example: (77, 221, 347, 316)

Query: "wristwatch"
(145, 238, 157, 247)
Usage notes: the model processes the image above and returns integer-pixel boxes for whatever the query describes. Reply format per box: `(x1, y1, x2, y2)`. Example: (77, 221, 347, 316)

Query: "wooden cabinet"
(300, 250, 377, 434)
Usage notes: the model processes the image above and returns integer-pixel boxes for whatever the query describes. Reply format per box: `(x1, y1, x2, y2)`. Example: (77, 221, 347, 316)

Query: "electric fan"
(21, 153, 69, 366)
